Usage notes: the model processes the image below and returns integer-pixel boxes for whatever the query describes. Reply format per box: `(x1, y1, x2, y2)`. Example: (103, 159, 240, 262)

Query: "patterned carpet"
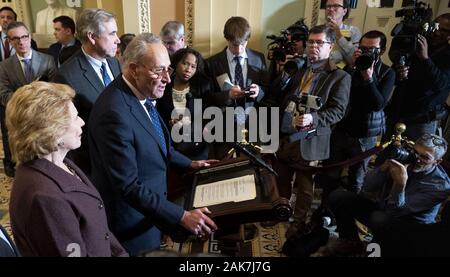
(0, 175, 12, 239)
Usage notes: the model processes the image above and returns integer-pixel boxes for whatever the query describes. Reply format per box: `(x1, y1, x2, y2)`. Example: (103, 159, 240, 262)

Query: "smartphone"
(242, 86, 255, 95)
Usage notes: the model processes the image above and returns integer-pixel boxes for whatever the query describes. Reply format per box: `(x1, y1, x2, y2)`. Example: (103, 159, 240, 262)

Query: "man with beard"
(327, 133, 450, 255)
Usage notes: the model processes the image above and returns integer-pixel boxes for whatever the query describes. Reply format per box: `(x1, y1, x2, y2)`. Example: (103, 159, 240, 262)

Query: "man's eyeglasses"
(306, 40, 332, 46)
(421, 134, 447, 148)
(359, 46, 381, 52)
(9, 34, 30, 43)
(325, 4, 345, 10)
(140, 63, 174, 78)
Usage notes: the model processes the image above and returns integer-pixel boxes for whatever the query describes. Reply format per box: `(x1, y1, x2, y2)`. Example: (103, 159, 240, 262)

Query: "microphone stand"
(227, 129, 278, 177)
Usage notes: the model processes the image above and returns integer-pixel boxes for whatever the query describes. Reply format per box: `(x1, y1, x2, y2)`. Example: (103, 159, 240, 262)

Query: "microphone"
(233, 142, 278, 177)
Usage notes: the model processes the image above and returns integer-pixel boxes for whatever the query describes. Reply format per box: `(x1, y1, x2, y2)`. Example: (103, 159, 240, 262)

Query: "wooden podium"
(181, 156, 292, 255)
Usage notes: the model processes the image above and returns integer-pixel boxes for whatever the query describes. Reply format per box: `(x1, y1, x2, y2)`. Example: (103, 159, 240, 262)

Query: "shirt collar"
(122, 75, 156, 106)
(17, 50, 33, 61)
(81, 46, 107, 68)
(226, 47, 248, 63)
(63, 38, 77, 48)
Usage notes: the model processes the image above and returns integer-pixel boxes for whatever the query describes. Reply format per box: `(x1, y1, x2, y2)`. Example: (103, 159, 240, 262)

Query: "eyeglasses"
(325, 4, 345, 10)
(139, 63, 174, 78)
(9, 34, 30, 43)
(420, 134, 447, 148)
(359, 46, 381, 53)
(306, 40, 332, 46)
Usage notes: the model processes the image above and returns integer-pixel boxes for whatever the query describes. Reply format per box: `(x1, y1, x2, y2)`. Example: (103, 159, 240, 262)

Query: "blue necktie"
(233, 56, 244, 88)
(144, 99, 167, 155)
(22, 59, 33, 83)
(233, 56, 246, 125)
(101, 62, 112, 86)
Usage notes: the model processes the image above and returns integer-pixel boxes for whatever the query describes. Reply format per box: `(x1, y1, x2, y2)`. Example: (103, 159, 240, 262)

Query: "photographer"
(325, 0, 361, 68)
(386, 13, 450, 141)
(315, 31, 395, 208)
(265, 20, 309, 107)
(327, 134, 450, 256)
(272, 25, 351, 238)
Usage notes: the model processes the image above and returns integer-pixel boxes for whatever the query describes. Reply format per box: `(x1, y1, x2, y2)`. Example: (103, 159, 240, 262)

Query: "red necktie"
(4, 39, 10, 59)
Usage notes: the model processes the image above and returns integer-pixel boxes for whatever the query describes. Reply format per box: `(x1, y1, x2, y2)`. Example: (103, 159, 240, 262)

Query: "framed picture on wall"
(30, 0, 83, 48)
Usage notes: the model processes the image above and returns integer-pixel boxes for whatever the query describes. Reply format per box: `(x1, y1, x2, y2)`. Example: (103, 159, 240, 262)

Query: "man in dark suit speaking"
(88, 33, 217, 256)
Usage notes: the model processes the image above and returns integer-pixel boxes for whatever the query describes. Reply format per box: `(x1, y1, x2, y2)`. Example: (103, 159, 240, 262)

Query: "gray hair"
(77, 9, 115, 43)
(160, 21, 184, 40)
(416, 133, 448, 160)
(122, 33, 161, 68)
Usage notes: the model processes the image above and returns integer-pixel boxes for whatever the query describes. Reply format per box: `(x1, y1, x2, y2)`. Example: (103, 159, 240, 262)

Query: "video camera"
(287, 94, 323, 143)
(267, 19, 309, 76)
(389, 0, 437, 65)
(289, 94, 323, 111)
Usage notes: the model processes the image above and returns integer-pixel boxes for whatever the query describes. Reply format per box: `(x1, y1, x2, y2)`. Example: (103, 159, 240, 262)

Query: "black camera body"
(376, 143, 417, 166)
(389, 1, 436, 65)
(289, 94, 323, 111)
(355, 47, 380, 71)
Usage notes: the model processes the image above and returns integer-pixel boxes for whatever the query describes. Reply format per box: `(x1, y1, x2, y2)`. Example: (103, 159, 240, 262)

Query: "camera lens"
(284, 56, 305, 76)
(355, 54, 374, 71)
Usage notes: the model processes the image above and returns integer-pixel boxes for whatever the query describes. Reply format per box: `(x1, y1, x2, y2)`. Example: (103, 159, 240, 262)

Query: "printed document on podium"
(193, 175, 256, 208)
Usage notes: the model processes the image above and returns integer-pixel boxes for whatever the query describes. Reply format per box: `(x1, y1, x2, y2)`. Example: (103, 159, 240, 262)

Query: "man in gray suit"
(0, 21, 56, 177)
(206, 16, 268, 159)
(53, 9, 121, 175)
(274, 25, 351, 238)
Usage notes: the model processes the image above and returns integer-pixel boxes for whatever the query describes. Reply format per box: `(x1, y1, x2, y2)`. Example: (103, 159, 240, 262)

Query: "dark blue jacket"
(89, 75, 192, 256)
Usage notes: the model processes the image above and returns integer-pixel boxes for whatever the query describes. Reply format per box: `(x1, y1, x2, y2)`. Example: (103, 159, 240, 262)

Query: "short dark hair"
(360, 30, 387, 51)
(223, 16, 251, 43)
(119, 33, 136, 54)
(6, 21, 29, 35)
(171, 48, 209, 90)
(0, 7, 17, 21)
(53, 16, 76, 34)
(309, 24, 336, 43)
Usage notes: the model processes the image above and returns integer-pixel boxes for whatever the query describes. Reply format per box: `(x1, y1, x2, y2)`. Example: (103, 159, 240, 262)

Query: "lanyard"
(299, 69, 316, 95)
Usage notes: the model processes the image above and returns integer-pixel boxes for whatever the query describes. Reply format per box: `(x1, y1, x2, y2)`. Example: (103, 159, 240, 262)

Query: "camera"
(376, 143, 417, 166)
(389, 0, 437, 65)
(267, 19, 309, 76)
(355, 47, 380, 71)
(288, 94, 323, 110)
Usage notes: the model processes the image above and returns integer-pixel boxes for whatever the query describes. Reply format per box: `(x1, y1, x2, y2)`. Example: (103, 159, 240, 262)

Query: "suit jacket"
(9, 158, 128, 257)
(53, 49, 121, 174)
(206, 47, 268, 106)
(0, 225, 19, 257)
(48, 39, 81, 66)
(89, 75, 192, 256)
(0, 50, 56, 106)
(281, 59, 351, 161)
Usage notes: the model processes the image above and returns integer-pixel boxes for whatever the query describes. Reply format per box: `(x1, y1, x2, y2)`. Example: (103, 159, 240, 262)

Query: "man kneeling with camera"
(327, 133, 450, 256)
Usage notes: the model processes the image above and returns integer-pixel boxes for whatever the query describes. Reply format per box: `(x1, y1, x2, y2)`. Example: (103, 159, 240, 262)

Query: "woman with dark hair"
(157, 48, 212, 160)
